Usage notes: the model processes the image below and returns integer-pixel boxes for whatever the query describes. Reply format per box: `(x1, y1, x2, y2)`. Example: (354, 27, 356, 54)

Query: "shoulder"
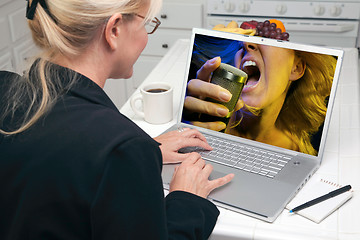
(0, 70, 19, 78)
(0, 71, 21, 88)
(60, 98, 147, 136)
(0, 71, 22, 118)
(47, 96, 157, 153)
(0, 71, 23, 104)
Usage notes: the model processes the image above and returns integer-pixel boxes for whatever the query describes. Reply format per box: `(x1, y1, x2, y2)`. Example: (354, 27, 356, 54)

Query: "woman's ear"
(289, 56, 306, 81)
(104, 13, 123, 51)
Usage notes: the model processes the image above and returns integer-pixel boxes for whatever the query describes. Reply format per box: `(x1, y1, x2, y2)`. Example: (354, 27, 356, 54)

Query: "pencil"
(289, 185, 352, 213)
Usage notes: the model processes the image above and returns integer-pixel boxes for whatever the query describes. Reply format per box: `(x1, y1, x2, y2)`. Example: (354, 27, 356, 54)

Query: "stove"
(206, 0, 360, 48)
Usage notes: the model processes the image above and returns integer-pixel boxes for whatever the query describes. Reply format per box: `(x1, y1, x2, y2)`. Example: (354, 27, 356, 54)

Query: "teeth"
(243, 60, 257, 68)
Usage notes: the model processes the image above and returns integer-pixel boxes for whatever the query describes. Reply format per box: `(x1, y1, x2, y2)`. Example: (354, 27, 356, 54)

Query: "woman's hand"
(169, 153, 234, 199)
(154, 128, 212, 164)
(184, 57, 243, 131)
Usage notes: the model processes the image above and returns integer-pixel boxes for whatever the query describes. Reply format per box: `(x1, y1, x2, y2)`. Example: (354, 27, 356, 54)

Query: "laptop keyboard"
(182, 133, 292, 178)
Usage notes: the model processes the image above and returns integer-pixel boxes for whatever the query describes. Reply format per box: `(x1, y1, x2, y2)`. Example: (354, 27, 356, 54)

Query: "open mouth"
(242, 60, 260, 89)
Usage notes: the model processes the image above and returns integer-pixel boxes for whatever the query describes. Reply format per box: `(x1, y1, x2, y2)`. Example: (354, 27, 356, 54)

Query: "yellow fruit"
(213, 27, 256, 36)
(227, 21, 238, 28)
(213, 24, 226, 29)
(212, 20, 256, 36)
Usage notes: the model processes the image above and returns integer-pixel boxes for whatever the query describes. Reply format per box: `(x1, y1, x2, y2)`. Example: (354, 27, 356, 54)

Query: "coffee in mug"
(146, 88, 168, 93)
(130, 82, 173, 124)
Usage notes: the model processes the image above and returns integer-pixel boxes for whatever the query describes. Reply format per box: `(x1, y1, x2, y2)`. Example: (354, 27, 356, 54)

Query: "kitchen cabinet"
(0, 0, 39, 74)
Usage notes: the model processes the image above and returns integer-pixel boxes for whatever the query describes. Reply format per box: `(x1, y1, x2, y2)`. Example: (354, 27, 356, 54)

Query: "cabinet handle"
(162, 44, 168, 49)
(160, 14, 167, 19)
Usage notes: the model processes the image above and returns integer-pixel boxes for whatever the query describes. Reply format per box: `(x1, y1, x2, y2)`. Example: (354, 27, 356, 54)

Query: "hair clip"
(26, 0, 57, 23)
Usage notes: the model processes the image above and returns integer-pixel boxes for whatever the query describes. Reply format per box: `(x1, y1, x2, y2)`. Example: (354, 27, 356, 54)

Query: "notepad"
(286, 178, 353, 223)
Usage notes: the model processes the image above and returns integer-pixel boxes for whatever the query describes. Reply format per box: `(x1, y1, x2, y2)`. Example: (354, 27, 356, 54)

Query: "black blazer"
(0, 66, 219, 240)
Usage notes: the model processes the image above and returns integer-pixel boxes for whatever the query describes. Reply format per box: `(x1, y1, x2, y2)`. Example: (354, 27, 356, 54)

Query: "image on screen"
(181, 33, 338, 156)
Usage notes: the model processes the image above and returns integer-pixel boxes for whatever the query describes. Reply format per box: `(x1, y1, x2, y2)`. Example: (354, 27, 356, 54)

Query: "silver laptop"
(161, 28, 343, 223)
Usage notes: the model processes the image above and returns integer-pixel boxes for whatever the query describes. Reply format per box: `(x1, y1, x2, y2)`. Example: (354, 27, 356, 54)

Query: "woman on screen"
(183, 37, 337, 155)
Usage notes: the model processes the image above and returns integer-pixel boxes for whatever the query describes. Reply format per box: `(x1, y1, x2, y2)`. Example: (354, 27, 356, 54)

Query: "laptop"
(161, 28, 344, 223)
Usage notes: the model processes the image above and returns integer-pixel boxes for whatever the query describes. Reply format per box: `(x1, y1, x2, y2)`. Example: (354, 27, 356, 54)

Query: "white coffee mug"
(130, 82, 173, 124)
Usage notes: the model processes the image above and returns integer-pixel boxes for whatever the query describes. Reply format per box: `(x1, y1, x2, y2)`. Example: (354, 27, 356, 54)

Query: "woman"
(0, 0, 233, 239)
(184, 37, 336, 155)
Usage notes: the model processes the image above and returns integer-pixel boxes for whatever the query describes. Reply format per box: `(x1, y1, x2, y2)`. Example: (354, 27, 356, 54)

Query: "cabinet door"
(132, 55, 162, 89)
(158, 2, 203, 29)
(0, 14, 11, 51)
(0, 51, 13, 71)
(0, 0, 11, 7)
(8, 7, 30, 42)
(13, 39, 40, 74)
(103, 79, 128, 110)
(142, 29, 191, 56)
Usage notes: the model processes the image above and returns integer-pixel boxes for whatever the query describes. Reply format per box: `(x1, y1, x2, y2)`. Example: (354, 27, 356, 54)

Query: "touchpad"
(208, 170, 234, 195)
(163, 167, 228, 182)
(209, 170, 228, 180)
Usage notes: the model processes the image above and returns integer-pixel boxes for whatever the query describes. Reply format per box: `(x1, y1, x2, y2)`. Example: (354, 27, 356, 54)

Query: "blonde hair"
(277, 51, 336, 155)
(0, 0, 162, 135)
(228, 51, 336, 155)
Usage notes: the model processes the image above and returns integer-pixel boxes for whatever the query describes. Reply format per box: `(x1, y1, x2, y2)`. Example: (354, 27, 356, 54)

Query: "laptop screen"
(181, 29, 342, 157)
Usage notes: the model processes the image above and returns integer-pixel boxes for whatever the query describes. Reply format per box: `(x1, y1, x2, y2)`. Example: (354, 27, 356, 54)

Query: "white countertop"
(120, 39, 360, 240)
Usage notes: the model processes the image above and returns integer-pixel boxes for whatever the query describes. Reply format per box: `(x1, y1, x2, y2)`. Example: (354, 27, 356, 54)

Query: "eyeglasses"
(135, 14, 161, 34)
